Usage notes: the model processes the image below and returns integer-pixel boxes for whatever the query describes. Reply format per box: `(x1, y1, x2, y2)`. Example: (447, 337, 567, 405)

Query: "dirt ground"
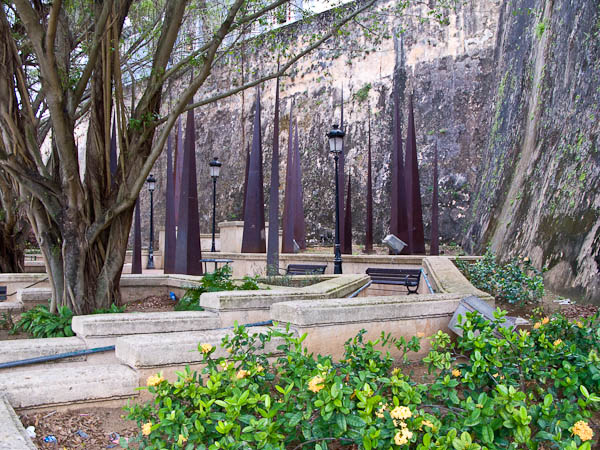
(19, 407, 137, 450)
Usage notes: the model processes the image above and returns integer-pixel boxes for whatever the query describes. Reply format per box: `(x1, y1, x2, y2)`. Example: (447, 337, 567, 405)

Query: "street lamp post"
(209, 157, 222, 253)
(327, 124, 345, 274)
(146, 174, 156, 270)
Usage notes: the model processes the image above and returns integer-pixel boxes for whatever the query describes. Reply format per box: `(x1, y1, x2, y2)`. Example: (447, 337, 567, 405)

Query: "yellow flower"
(146, 374, 164, 387)
(533, 322, 541, 329)
(452, 369, 461, 377)
(236, 369, 249, 379)
(177, 434, 187, 446)
(308, 375, 326, 393)
(227, 347, 233, 353)
(255, 365, 264, 373)
(200, 343, 213, 354)
(392, 367, 401, 376)
(375, 403, 388, 418)
(553, 339, 563, 347)
(394, 430, 409, 446)
(421, 419, 434, 429)
(576, 321, 584, 328)
(523, 257, 530, 263)
(572, 420, 594, 441)
(390, 406, 412, 420)
(142, 422, 152, 436)
(393, 420, 407, 428)
(542, 317, 550, 325)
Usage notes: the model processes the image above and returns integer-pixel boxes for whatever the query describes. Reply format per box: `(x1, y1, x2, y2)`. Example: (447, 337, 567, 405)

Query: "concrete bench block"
(0, 363, 138, 409)
(17, 287, 52, 306)
(72, 311, 220, 338)
(116, 326, 289, 368)
(0, 301, 23, 313)
(0, 395, 36, 450)
(0, 337, 86, 365)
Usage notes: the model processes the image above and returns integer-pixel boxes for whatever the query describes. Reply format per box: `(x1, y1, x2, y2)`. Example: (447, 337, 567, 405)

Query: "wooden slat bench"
(285, 264, 327, 275)
(365, 268, 421, 294)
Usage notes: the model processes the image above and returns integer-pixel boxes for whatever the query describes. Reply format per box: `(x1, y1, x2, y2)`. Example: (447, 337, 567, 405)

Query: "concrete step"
(0, 362, 138, 409)
(0, 301, 23, 313)
(72, 310, 221, 338)
(17, 288, 51, 308)
(0, 337, 86, 365)
(0, 395, 36, 450)
(116, 326, 289, 368)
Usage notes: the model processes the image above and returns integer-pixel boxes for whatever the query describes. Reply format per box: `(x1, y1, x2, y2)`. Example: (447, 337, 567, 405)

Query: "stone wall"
(140, 0, 501, 251)
(463, 0, 600, 303)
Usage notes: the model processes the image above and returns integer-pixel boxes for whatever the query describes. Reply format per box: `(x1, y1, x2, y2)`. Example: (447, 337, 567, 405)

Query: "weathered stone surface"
(0, 337, 86, 365)
(463, 0, 600, 303)
(115, 327, 288, 368)
(0, 395, 36, 450)
(422, 256, 493, 301)
(17, 287, 51, 307)
(72, 311, 220, 338)
(0, 363, 138, 408)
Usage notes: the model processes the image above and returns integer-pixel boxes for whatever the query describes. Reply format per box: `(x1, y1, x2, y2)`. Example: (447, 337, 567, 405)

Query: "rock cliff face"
(464, 0, 600, 303)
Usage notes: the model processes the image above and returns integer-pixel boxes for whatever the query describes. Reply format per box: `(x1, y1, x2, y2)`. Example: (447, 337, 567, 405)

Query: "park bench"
(285, 264, 327, 275)
(365, 268, 421, 294)
(0, 286, 6, 301)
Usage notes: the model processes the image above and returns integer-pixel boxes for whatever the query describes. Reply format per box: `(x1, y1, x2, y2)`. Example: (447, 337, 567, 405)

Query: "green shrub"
(123, 311, 599, 449)
(175, 266, 260, 311)
(455, 247, 545, 304)
(92, 303, 126, 314)
(12, 304, 74, 338)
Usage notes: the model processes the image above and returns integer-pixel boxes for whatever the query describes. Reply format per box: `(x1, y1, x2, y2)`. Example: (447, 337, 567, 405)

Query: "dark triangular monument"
(267, 78, 281, 274)
(281, 103, 295, 254)
(404, 94, 426, 254)
(293, 122, 307, 250)
(241, 87, 266, 253)
(343, 172, 352, 254)
(242, 143, 250, 220)
(390, 81, 409, 253)
(430, 141, 440, 255)
(164, 133, 177, 273)
(174, 106, 203, 275)
(365, 109, 373, 254)
(131, 198, 142, 274)
(174, 119, 184, 226)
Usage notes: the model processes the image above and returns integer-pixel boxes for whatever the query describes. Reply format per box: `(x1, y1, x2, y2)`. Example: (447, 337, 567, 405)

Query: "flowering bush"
(455, 247, 545, 304)
(123, 311, 599, 449)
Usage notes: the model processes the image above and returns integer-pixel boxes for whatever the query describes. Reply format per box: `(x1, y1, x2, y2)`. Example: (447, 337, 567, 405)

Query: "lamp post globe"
(146, 173, 156, 270)
(327, 125, 345, 274)
(209, 157, 222, 253)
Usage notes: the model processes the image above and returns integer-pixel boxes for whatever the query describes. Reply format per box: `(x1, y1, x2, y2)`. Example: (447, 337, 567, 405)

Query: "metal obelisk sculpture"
(241, 87, 266, 253)
(430, 140, 440, 255)
(338, 87, 346, 252)
(267, 78, 281, 274)
(174, 105, 203, 275)
(110, 118, 118, 178)
(131, 198, 142, 274)
(293, 122, 307, 249)
(343, 172, 353, 254)
(242, 143, 250, 220)
(281, 104, 295, 254)
(390, 81, 409, 253)
(174, 119, 184, 225)
(365, 109, 373, 254)
(164, 133, 177, 273)
(405, 94, 426, 254)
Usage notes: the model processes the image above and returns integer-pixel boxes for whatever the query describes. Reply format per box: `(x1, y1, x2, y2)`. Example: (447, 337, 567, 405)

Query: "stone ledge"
(0, 336, 86, 365)
(72, 311, 220, 338)
(0, 363, 138, 409)
(0, 395, 36, 450)
(422, 256, 493, 301)
(0, 301, 23, 313)
(116, 326, 288, 368)
(16, 287, 51, 306)
(271, 294, 465, 327)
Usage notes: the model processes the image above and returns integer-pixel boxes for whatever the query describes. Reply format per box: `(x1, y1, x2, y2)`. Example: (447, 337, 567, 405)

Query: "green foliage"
(12, 304, 74, 338)
(455, 247, 544, 304)
(92, 303, 126, 314)
(354, 83, 372, 103)
(175, 266, 260, 311)
(535, 20, 548, 39)
(123, 311, 600, 449)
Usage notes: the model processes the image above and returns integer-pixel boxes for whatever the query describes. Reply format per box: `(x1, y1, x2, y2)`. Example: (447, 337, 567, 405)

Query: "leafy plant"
(175, 266, 260, 311)
(123, 310, 599, 449)
(12, 303, 74, 338)
(92, 303, 126, 314)
(455, 247, 545, 304)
